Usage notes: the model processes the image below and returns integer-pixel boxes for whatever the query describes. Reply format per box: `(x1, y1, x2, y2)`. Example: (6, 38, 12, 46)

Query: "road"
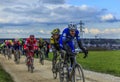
(0, 54, 120, 82)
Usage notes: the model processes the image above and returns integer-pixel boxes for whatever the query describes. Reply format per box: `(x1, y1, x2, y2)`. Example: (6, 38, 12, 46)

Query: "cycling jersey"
(24, 38, 38, 57)
(50, 36, 60, 51)
(5, 41, 12, 49)
(59, 28, 80, 53)
(13, 40, 20, 50)
(24, 38, 37, 51)
(38, 39, 44, 49)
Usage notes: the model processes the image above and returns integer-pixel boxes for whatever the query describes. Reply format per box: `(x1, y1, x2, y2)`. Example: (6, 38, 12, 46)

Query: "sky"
(0, 0, 120, 39)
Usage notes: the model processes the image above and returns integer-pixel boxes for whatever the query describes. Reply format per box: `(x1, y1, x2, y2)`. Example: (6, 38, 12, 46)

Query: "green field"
(48, 50, 120, 77)
(0, 65, 14, 82)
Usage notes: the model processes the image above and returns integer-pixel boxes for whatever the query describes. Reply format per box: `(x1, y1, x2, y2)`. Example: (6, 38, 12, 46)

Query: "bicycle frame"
(26, 50, 34, 65)
(14, 49, 20, 64)
(52, 51, 64, 79)
(27, 55, 33, 65)
(38, 48, 44, 65)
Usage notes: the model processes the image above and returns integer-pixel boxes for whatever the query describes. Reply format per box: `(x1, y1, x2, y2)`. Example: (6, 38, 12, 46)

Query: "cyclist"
(37, 38, 45, 57)
(13, 38, 21, 61)
(50, 28, 62, 71)
(5, 40, 12, 57)
(59, 23, 88, 68)
(24, 35, 37, 68)
(5, 40, 12, 49)
(0, 42, 5, 54)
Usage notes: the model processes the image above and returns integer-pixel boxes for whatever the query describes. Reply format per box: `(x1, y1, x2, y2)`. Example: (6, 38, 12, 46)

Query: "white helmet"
(68, 22, 77, 30)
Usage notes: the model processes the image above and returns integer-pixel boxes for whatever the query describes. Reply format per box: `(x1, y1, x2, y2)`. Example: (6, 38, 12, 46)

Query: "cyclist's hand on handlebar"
(72, 50, 77, 55)
(83, 49, 88, 58)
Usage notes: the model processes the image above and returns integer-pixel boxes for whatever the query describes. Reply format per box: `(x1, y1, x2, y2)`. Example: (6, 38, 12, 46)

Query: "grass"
(48, 50, 120, 77)
(0, 65, 14, 82)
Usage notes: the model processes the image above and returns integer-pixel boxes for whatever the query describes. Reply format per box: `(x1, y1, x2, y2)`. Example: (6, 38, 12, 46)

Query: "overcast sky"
(0, 0, 120, 38)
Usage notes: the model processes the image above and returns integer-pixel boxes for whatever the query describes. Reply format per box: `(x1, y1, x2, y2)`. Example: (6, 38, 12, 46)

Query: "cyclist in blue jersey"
(59, 23, 88, 67)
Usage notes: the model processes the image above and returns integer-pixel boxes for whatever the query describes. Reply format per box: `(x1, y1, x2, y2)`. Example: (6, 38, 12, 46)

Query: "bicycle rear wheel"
(73, 64, 85, 82)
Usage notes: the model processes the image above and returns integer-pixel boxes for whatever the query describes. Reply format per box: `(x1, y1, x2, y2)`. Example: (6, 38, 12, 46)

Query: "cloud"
(84, 28, 89, 34)
(100, 14, 120, 22)
(0, 27, 51, 38)
(2, 4, 104, 24)
(102, 28, 120, 34)
(0, 0, 120, 25)
(89, 28, 100, 34)
(85, 28, 120, 35)
(83, 28, 120, 38)
(0, 0, 120, 38)
(39, 30, 45, 34)
(39, 0, 65, 4)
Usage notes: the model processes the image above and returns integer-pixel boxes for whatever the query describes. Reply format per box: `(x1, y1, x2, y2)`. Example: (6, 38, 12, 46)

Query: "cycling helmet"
(39, 38, 43, 42)
(51, 28, 60, 35)
(68, 22, 77, 30)
(29, 35, 35, 40)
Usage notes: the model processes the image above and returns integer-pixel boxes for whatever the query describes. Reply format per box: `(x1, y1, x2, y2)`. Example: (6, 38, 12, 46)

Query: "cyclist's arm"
(33, 40, 38, 50)
(76, 31, 88, 58)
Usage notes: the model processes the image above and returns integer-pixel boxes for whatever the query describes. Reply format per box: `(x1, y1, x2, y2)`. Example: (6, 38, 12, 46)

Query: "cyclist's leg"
(64, 52, 70, 64)
(60, 50, 66, 60)
(41, 48, 44, 58)
(35, 49, 39, 58)
(30, 51, 34, 68)
(70, 56, 75, 67)
(26, 51, 30, 65)
(52, 49, 58, 72)
(52, 49, 57, 65)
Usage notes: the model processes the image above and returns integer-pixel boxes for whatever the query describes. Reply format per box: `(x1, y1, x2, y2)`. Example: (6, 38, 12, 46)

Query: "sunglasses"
(70, 30, 75, 33)
(53, 34, 59, 36)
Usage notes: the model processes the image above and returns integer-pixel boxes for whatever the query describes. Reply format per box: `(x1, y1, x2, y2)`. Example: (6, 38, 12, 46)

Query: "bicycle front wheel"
(59, 62, 69, 82)
(73, 64, 85, 82)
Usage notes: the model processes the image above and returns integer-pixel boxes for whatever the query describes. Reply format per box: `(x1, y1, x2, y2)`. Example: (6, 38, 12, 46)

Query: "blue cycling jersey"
(59, 28, 81, 52)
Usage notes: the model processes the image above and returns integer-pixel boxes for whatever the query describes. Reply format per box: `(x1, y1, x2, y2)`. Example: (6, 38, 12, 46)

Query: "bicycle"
(59, 52, 85, 82)
(38, 48, 44, 65)
(6, 47, 12, 60)
(26, 50, 34, 73)
(52, 50, 65, 79)
(14, 49, 20, 64)
(4, 47, 7, 58)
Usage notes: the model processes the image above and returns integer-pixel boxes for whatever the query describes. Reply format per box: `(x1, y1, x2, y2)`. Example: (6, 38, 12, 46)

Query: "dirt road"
(0, 54, 120, 82)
